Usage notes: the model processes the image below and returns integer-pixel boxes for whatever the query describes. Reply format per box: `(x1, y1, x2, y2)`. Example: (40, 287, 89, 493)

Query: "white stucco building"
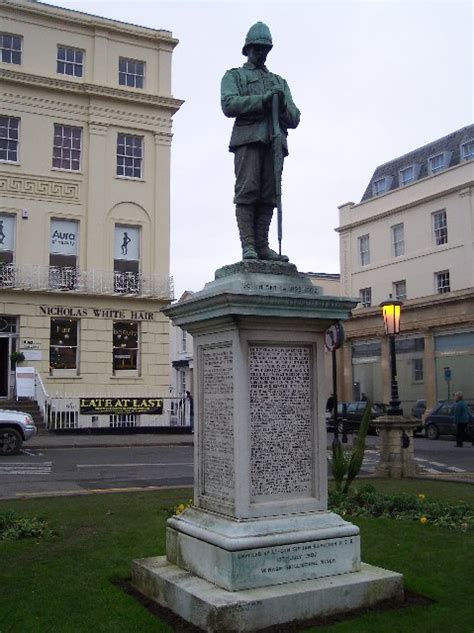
(337, 125, 474, 410)
(0, 0, 182, 427)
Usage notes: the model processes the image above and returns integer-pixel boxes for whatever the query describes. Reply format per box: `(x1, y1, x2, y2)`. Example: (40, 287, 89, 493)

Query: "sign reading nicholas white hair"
(39, 305, 157, 320)
(80, 398, 163, 415)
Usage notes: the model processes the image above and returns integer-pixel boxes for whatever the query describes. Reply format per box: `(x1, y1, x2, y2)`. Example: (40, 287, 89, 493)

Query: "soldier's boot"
(255, 206, 289, 262)
(235, 205, 258, 260)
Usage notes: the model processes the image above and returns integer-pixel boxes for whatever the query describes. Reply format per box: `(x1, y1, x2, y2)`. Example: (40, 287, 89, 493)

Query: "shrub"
(329, 483, 473, 531)
(0, 511, 53, 540)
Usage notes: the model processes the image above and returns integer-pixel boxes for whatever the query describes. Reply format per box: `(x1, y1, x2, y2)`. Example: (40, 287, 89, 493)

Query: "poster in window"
(0, 216, 15, 252)
(50, 219, 78, 255)
(114, 226, 139, 261)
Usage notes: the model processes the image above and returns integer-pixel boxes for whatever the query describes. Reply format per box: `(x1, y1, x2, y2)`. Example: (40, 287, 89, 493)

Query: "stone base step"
(131, 557, 404, 633)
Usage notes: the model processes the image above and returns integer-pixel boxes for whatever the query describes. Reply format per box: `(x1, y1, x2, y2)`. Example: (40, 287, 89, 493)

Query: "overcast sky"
(44, 0, 473, 299)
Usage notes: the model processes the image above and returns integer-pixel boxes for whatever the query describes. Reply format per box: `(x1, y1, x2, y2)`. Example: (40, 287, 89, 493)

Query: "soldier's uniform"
(221, 23, 300, 261)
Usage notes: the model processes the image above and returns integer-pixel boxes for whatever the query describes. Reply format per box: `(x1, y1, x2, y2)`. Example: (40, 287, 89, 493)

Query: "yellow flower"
(420, 516, 428, 525)
(418, 493, 425, 502)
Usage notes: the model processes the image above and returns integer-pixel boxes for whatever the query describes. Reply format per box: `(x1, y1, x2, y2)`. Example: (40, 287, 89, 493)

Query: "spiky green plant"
(331, 400, 371, 494)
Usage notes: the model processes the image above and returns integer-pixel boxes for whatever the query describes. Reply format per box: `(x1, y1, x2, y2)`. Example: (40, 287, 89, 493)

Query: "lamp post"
(379, 295, 403, 416)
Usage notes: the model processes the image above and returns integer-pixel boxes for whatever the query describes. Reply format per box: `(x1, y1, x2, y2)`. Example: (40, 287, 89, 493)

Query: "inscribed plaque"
(249, 345, 313, 498)
(201, 345, 234, 501)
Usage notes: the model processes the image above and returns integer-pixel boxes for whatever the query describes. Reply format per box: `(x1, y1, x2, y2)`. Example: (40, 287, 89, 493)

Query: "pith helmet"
(242, 22, 273, 55)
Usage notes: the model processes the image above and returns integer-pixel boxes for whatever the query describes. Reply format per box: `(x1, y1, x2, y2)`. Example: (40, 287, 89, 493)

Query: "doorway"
(0, 337, 9, 397)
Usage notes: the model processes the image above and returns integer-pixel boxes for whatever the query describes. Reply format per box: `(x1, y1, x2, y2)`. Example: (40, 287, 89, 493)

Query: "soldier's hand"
(263, 87, 285, 110)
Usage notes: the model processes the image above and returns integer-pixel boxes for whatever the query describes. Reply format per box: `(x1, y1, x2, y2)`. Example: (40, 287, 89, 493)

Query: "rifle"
(272, 93, 284, 256)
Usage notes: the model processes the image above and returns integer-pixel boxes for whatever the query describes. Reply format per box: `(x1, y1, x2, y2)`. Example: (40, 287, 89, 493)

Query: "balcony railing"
(0, 264, 174, 300)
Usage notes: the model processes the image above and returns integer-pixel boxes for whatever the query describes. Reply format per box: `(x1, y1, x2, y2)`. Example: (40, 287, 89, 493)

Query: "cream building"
(0, 0, 182, 427)
(337, 125, 474, 411)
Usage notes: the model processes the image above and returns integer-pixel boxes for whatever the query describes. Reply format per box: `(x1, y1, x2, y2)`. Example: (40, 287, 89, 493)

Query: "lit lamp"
(380, 295, 403, 416)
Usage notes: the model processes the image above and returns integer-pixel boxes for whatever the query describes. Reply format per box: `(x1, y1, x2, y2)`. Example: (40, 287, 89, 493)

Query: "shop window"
(49, 219, 79, 290)
(50, 318, 78, 371)
(114, 225, 140, 294)
(0, 214, 15, 287)
(113, 321, 139, 372)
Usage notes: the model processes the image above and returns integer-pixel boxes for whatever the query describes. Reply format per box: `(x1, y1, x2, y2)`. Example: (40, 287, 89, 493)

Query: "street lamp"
(380, 294, 403, 416)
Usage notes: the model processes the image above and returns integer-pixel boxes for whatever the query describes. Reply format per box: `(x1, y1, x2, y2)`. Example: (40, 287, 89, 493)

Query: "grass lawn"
(0, 479, 473, 632)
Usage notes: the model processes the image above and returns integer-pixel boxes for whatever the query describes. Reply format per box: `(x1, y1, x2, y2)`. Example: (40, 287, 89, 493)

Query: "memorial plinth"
(132, 266, 404, 631)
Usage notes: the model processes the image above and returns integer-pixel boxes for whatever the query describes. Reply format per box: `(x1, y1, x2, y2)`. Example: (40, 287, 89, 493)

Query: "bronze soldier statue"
(221, 22, 300, 262)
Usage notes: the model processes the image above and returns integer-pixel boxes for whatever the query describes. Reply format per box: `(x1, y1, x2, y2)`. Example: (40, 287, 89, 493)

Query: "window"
(399, 165, 415, 186)
(116, 133, 143, 178)
(358, 234, 370, 266)
(373, 178, 387, 196)
(181, 328, 187, 353)
(114, 225, 140, 294)
(118, 57, 145, 88)
(359, 287, 371, 308)
(393, 280, 406, 301)
(461, 140, 474, 161)
(50, 318, 78, 371)
(1, 33, 21, 64)
(49, 219, 79, 290)
(412, 358, 423, 382)
(432, 210, 448, 245)
(0, 116, 19, 162)
(428, 151, 451, 175)
(113, 321, 139, 372)
(435, 270, 450, 294)
(57, 46, 84, 77)
(391, 223, 405, 257)
(52, 124, 82, 171)
(0, 215, 15, 287)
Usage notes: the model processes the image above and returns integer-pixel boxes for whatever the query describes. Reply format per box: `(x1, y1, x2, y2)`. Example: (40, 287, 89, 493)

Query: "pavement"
(28, 428, 194, 449)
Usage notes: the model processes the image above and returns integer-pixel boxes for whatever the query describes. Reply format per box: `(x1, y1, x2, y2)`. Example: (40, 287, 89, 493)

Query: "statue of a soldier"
(221, 22, 300, 262)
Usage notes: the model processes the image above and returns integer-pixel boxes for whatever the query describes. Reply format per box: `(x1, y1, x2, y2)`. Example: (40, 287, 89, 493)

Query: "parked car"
(0, 410, 37, 455)
(411, 399, 427, 419)
(326, 401, 387, 434)
(423, 401, 474, 440)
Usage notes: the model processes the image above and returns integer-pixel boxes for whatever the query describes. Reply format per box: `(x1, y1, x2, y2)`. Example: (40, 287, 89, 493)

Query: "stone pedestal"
(374, 417, 420, 478)
(132, 265, 404, 631)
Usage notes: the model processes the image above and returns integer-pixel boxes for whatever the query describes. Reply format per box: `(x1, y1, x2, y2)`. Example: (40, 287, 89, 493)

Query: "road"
(0, 436, 473, 500)
(0, 445, 194, 499)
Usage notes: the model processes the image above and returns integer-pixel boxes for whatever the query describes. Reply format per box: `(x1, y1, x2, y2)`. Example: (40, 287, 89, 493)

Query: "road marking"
(446, 466, 467, 473)
(427, 460, 451, 467)
(423, 467, 443, 474)
(0, 462, 52, 475)
(76, 462, 193, 468)
(21, 449, 41, 456)
(15, 483, 191, 498)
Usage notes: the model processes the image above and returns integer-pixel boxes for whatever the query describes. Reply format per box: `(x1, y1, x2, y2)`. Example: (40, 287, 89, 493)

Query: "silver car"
(0, 409, 37, 455)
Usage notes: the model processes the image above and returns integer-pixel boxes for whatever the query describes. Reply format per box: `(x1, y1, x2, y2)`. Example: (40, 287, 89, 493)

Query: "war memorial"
(132, 22, 404, 631)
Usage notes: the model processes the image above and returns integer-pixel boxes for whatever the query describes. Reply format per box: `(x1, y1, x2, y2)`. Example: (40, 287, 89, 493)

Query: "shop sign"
(79, 397, 163, 415)
(114, 226, 139, 261)
(21, 339, 41, 350)
(50, 219, 78, 255)
(16, 367, 35, 398)
(21, 350, 42, 361)
(39, 306, 156, 321)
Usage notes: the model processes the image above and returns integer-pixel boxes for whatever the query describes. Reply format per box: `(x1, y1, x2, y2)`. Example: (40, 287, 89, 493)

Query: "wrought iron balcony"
(0, 264, 174, 300)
